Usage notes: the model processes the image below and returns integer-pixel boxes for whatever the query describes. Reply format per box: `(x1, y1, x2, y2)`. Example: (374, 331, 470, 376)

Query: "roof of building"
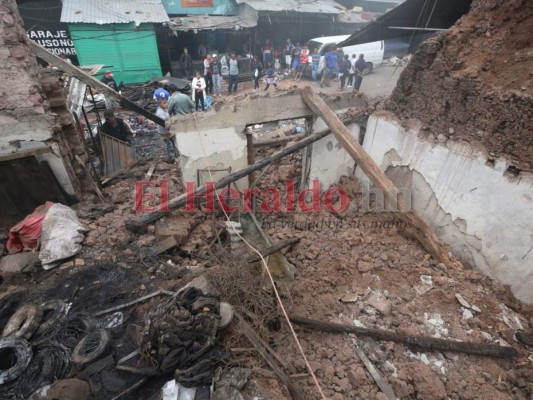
(338, 0, 472, 46)
(236, 0, 343, 14)
(61, 0, 170, 25)
(168, 4, 258, 32)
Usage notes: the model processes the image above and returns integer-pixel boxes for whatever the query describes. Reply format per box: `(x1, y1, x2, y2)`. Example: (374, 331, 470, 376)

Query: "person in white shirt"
(191, 71, 206, 111)
(347, 54, 357, 87)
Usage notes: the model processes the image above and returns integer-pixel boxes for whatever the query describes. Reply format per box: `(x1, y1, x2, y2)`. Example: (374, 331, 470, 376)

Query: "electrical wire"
(192, 114, 327, 400)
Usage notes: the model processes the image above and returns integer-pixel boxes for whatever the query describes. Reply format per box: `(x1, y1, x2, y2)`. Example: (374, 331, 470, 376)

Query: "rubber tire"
(1, 303, 43, 340)
(364, 62, 373, 75)
(71, 329, 111, 366)
(35, 299, 68, 337)
(0, 338, 32, 384)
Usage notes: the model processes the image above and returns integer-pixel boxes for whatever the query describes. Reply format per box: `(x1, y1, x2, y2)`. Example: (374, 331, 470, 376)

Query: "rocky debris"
(0, 252, 40, 275)
(365, 290, 392, 316)
(218, 367, 251, 390)
(386, 0, 533, 170)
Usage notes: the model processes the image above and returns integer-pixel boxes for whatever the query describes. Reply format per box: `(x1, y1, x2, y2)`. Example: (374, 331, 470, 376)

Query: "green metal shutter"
(69, 23, 162, 84)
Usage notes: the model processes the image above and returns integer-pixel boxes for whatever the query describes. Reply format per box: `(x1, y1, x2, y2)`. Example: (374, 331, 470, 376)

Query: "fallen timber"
(290, 316, 519, 358)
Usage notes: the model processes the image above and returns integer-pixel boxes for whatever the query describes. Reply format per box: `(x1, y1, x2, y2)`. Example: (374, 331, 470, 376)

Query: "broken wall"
(0, 0, 55, 144)
(303, 117, 359, 190)
(357, 111, 533, 304)
(176, 127, 248, 191)
(0, 0, 84, 199)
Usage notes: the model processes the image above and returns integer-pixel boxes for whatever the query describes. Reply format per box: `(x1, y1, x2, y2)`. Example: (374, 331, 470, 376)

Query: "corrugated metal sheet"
(61, 0, 169, 25)
(66, 64, 104, 116)
(100, 133, 135, 175)
(69, 23, 162, 84)
(168, 4, 258, 32)
(236, 0, 343, 14)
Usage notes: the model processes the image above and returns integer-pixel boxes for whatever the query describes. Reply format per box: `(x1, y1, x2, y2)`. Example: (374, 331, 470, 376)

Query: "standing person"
(347, 54, 357, 87)
(197, 43, 207, 59)
(191, 71, 206, 111)
(250, 55, 263, 91)
(353, 54, 367, 94)
(228, 53, 239, 95)
(180, 47, 193, 79)
(101, 70, 117, 90)
(339, 54, 352, 90)
(284, 38, 294, 72)
(294, 44, 309, 82)
(155, 100, 177, 163)
(100, 110, 133, 143)
(211, 54, 222, 97)
(310, 48, 321, 82)
(262, 39, 272, 65)
(264, 63, 278, 91)
(334, 47, 345, 81)
(203, 55, 213, 95)
(320, 48, 337, 88)
(291, 43, 301, 76)
(168, 88, 195, 116)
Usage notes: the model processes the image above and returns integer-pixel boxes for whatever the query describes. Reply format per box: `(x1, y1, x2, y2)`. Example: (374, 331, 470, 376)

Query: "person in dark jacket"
(211, 54, 222, 97)
(180, 47, 193, 79)
(250, 55, 263, 91)
(353, 54, 367, 94)
(100, 110, 133, 143)
(339, 54, 352, 90)
(101, 70, 117, 90)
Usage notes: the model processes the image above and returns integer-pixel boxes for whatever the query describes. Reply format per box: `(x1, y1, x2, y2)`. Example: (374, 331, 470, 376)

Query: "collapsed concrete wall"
(176, 127, 248, 191)
(357, 111, 533, 303)
(303, 117, 359, 190)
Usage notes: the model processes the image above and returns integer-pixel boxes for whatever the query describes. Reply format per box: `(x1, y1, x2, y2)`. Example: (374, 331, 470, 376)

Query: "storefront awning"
(168, 5, 258, 32)
(338, 0, 472, 46)
(236, 0, 343, 14)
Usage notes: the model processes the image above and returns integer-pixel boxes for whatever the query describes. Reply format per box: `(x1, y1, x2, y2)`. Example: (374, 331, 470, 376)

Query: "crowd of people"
(98, 38, 370, 163)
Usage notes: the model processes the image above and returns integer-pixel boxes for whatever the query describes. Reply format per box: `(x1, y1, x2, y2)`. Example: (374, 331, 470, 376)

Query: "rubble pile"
(386, 0, 533, 171)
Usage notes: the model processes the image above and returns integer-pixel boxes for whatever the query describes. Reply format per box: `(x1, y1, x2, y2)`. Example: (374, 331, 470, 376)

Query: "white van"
(305, 35, 384, 75)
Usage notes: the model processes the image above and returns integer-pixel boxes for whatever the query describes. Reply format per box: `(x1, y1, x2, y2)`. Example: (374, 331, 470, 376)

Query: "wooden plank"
(353, 339, 396, 400)
(290, 316, 518, 358)
(144, 156, 160, 182)
(74, 155, 105, 202)
(300, 86, 455, 267)
(28, 40, 164, 126)
(235, 312, 305, 400)
(101, 158, 143, 186)
(246, 238, 300, 263)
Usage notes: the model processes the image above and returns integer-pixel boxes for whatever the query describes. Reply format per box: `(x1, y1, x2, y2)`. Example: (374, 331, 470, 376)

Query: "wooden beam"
(101, 158, 143, 186)
(235, 312, 305, 400)
(300, 86, 455, 267)
(246, 238, 300, 263)
(353, 340, 396, 400)
(128, 126, 337, 228)
(290, 316, 518, 358)
(28, 40, 164, 126)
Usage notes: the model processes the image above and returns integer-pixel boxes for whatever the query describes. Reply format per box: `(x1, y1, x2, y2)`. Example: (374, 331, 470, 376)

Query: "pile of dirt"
(386, 0, 533, 171)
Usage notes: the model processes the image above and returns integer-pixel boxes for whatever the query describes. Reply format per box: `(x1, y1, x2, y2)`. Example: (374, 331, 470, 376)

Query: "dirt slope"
(386, 0, 533, 171)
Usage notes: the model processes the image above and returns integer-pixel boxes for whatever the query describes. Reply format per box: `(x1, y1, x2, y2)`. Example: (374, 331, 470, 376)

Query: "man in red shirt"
(294, 45, 309, 82)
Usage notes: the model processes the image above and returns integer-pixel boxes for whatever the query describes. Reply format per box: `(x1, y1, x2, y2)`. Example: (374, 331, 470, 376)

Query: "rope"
(192, 114, 327, 399)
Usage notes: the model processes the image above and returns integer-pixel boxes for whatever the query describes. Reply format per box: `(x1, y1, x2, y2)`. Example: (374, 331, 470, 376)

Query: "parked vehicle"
(304, 35, 384, 76)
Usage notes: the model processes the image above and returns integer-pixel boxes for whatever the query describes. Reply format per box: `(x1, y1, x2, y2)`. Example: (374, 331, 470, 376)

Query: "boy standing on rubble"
(264, 63, 278, 91)
(155, 100, 177, 163)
